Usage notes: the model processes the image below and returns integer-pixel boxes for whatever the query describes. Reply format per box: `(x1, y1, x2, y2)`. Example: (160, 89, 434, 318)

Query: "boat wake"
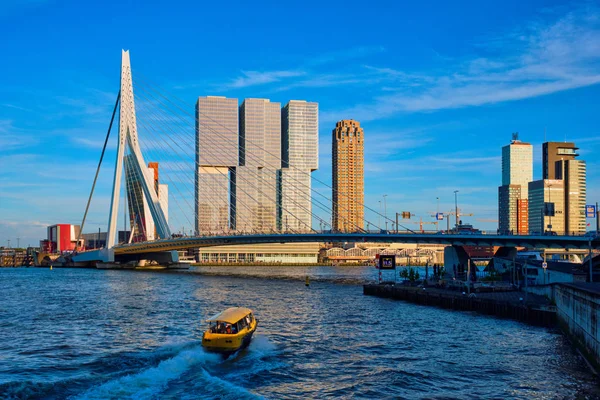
(72, 343, 262, 400)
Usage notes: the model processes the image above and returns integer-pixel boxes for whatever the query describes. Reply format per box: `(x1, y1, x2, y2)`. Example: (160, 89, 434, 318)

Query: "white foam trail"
(73, 346, 221, 400)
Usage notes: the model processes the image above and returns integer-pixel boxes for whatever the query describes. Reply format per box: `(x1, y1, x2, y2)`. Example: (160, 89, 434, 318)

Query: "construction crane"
(430, 210, 474, 233)
(394, 213, 439, 233)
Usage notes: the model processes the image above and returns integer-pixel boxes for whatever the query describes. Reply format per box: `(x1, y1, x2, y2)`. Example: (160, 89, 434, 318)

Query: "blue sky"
(1, 0, 599, 247)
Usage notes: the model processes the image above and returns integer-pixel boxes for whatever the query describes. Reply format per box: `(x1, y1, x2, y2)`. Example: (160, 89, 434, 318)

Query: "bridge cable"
(133, 86, 331, 234)
(133, 76, 358, 232)
(134, 93, 317, 234)
(76, 91, 121, 249)
(133, 79, 344, 234)
(133, 72, 406, 232)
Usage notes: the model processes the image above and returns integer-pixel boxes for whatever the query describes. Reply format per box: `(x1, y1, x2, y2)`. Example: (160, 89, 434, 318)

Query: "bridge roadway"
(111, 233, 600, 255)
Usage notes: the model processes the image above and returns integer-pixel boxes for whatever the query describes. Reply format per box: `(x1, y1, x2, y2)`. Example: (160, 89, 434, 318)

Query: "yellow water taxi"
(202, 307, 258, 354)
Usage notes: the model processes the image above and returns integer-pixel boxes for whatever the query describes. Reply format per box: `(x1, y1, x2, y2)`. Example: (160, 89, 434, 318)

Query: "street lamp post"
(547, 184, 553, 234)
(454, 190, 459, 229)
(378, 201, 382, 230)
(383, 194, 388, 232)
(436, 197, 440, 232)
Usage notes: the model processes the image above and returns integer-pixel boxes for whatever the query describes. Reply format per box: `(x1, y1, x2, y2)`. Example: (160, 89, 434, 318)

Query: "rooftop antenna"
(544, 127, 546, 142)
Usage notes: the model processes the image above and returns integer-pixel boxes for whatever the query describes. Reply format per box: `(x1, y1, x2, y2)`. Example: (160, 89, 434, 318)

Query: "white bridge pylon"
(106, 50, 171, 248)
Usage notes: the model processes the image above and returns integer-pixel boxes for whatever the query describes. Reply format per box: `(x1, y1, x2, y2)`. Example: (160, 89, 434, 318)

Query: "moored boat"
(202, 307, 257, 355)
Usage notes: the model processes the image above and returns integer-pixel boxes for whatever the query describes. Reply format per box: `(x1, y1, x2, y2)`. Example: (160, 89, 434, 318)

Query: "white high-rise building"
(501, 137, 533, 198)
(499, 135, 532, 234)
(280, 100, 318, 232)
(195, 96, 238, 234)
(236, 99, 281, 233)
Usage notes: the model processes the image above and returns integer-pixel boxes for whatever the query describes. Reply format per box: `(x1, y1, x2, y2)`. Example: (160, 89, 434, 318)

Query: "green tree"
(408, 267, 416, 282)
(400, 268, 409, 281)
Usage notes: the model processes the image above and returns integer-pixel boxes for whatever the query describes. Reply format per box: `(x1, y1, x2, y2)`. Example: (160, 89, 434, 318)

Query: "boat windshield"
(207, 314, 253, 335)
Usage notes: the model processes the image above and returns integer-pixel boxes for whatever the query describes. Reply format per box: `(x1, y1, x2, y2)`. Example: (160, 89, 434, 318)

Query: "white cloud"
(324, 5, 600, 121)
(225, 70, 305, 89)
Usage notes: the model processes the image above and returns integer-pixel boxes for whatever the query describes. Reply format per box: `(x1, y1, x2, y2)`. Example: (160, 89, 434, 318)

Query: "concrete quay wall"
(363, 284, 555, 327)
(554, 283, 600, 370)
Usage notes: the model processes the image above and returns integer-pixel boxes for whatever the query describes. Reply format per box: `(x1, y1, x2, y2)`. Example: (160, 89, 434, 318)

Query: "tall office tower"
(556, 159, 587, 235)
(195, 96, 238, 234)
(528, 179, 565, 234)
(543, 142, 578, 179)
(498, 134, 532, 234)
(280, 100, 318, 232)
(124, 158, 169, 242)
(332, 120, 364, 232)
(236, 99, 281, 232)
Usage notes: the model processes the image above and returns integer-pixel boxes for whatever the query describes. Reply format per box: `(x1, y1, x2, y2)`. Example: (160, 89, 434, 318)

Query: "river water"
(1, 266, 598, 399)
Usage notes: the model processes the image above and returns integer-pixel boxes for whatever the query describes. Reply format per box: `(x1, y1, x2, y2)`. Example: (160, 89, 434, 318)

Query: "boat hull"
(202, 320, 257, 355)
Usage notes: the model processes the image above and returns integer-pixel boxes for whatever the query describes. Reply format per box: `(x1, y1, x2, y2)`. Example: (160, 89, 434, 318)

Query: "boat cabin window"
(208, 321, 237, 334)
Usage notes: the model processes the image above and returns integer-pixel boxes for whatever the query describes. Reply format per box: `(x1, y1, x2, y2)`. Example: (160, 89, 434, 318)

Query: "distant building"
(539, 141, 586, 235)
(528, 179, 564, 234)
(280, 100, 318, 232)
(236, 99, 281, 233)
(332, 119, 364, 232)
(195, 96, 239, 234)
(498, 135, 532, 234)
(196, 242, 320, 264)
(40, 224, 82, 253)
(543, 142, 578, 180)
(124, 157, 168, 242)
(556, 159, 587, 235)
(80, 231, 130, 249)
(498, 185, 522, 234)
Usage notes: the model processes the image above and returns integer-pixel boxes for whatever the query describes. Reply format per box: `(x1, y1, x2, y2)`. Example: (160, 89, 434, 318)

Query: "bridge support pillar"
(487, 246, 518, 274)
(110, 250, 190, 269)
(444, 245, 477, 280)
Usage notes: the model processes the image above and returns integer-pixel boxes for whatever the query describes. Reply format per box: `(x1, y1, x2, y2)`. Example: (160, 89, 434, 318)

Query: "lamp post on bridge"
(383, 194, 388, 232)
(436, 197, 440, 232)
(378, 201, 382, 231)
(454, 190, 459, 229)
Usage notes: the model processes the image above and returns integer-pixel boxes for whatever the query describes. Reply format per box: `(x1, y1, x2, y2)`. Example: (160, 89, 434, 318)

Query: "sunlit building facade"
(280, 100, 318, 232)
(332, 119, 364, 232)
(499, 136, 532, 234)
(556, 159, 587, 235)
(528, 179, 565, 235)
(236, 99, 281, 233)
(195, 96, 238, 234)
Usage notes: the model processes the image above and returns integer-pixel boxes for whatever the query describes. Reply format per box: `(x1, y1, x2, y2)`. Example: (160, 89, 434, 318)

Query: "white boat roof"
(206, 307, 253, 324)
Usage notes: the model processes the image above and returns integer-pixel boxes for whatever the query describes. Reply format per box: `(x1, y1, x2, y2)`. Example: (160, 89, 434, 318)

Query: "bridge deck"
(110, 233, 600, 255)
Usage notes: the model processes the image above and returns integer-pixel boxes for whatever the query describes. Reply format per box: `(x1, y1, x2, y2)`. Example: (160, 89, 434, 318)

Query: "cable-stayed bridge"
(71, 50, 599, 268)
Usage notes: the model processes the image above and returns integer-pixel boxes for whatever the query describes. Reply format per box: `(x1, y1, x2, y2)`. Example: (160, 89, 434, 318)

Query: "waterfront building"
(236, 99, 281, 233)
(332, 120, 364, 232)
(556, 159, 587, 235)
(80, 231, 131, 249)
(40, 224, 82, 253)
(498, 135, 532, 234)
(528, 179, 565, 234)
(540, 141, 586, 235)
(196, 242, 320, 264)
(280, 100, 318, 232)
(124, 157, 169, 242)
(543, 142, 578, 180)
(498, 185, 523, 234)
(195, 96, 238, 234)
